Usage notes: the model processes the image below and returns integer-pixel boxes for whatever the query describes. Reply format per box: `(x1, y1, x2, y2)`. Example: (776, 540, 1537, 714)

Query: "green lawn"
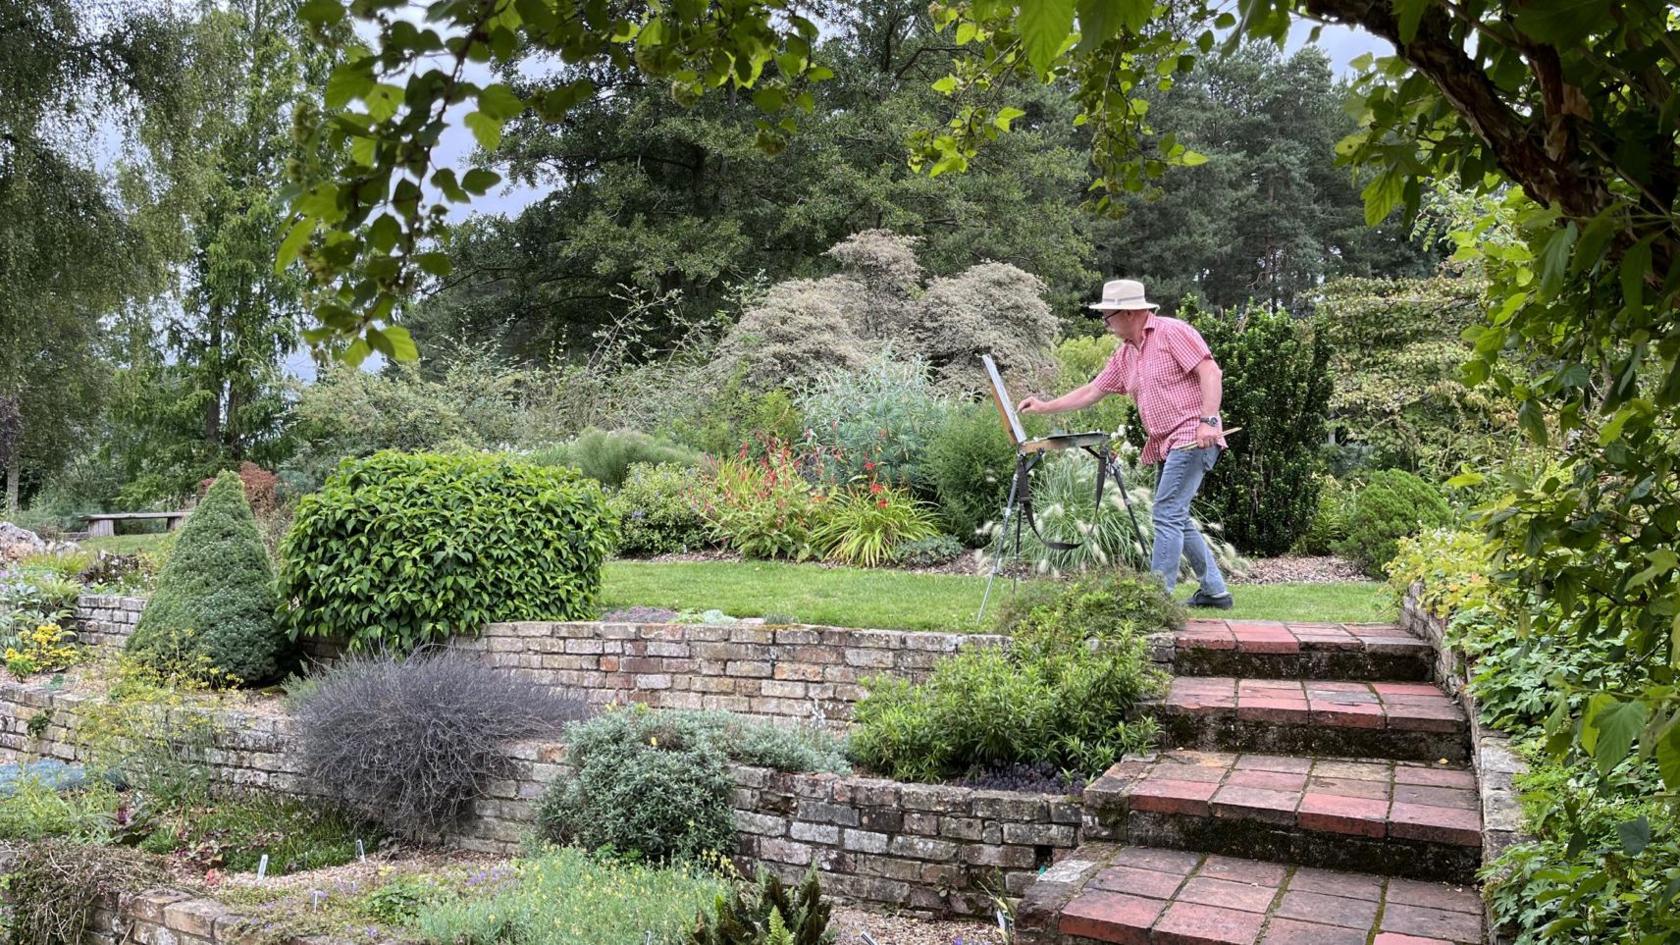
(600, 560, 1396, 632)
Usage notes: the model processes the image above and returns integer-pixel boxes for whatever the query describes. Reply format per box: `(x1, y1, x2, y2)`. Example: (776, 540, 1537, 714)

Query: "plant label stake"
(997, 907, 1012, 932)
(357, 839, 365, 862)
(311, 890, 325, 911)
(861, 934, 879, 945)
(256, 854, 268, 882)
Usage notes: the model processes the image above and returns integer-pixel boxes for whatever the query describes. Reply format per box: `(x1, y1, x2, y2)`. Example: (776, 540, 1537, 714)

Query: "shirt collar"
(1123, 313, 1159, 349)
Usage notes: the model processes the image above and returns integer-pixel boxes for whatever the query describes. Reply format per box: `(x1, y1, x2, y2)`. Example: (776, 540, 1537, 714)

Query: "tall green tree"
(167, 0, 326, 469)
(410, 0, 1097, 362)
(0, 0, 220, 508)
(1092, 44, 1435, 312)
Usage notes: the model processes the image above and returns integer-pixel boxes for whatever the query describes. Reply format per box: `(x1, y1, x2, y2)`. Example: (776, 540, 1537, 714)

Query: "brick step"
(1161, 620, 1433, 681)
(1150, 677, 1469, 764)
(1083, 751, 1482, 885)
(1017, 843, 1484, 945)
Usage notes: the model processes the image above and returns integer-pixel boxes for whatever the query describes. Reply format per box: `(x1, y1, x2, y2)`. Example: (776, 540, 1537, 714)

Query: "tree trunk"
(0, 393, 19, 513)
(204, 303, 224, 448)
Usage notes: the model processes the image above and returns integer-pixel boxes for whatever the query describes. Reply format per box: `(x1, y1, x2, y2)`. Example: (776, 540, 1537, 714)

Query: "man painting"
(1017, 279, 1233, 609)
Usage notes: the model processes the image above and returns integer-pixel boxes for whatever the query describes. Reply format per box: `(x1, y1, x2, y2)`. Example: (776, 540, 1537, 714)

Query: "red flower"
(869, 481, 884, 495)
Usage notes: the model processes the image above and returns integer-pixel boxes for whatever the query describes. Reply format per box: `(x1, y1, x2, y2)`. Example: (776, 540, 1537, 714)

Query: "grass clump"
(138, 792, 374, 876)
(408, 847, 726, 944)
(5, 840, 171, 945)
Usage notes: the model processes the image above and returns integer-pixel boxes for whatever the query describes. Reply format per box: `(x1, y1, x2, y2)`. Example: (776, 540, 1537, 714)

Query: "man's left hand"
(1194, 422, 1221, 448)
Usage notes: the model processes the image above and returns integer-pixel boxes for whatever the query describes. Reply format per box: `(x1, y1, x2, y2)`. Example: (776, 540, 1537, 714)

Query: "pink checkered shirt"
(1092, 314, 1225, 465)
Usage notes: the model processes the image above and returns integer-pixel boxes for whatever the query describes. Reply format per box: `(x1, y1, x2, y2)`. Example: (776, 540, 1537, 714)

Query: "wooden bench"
(82, 511, 189, 538)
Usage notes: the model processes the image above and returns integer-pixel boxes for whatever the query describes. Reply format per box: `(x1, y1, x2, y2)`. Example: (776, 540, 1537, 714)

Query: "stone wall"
(74, 594, 146, 652)
(0, 679, 310, 797)
(2, 671, 1061, 918)
(72, 887, 405, 945)
(454, 739, 1079, 917)
(460, 621, 1006, 726)
(72, 596, 1002, 727)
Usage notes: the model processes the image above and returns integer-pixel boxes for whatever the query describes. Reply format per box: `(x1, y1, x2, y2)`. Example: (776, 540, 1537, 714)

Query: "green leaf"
(1513, 0, 1607, 45)
(1361, 170, 1405, 226)
(382, 324, 419, 361)
(298, 0, 344, 26)
(461, 168, 502, 195)
(325, 60, 375, 110)
(350, 135, 378, 167)
(1019, 0, 1076, 74)
(275, 219, 313, 273)
(931, 75, 958, 95)
(993, 106, 1026, 131)
(464, 111, 503, 151)
(955, 20, 978, 45)
(478, 84, 524, 121)
(1393, 0, 1432, 43)
(1538, 222, 1578, 298)
(1618, 815, 1650, 855)
(1584, 696, 1646, 775)
(539, 80, 594, 121)
(368, 214, 401, 253)
(1657, 726, 1680, 790)
(1179, 149, 1208, 167)
(413, 252, 453, 277)
(366, 84, 403, 123)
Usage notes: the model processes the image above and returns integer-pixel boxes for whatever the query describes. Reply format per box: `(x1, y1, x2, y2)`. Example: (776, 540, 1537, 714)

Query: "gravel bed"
(1231, 554, 1369, 584)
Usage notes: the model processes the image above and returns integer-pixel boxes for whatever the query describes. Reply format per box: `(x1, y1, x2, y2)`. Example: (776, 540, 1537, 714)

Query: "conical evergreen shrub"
(126, 471, 285, 684)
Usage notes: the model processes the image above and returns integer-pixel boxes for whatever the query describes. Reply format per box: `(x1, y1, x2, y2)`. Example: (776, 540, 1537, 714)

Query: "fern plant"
(690, 869, 834, 945)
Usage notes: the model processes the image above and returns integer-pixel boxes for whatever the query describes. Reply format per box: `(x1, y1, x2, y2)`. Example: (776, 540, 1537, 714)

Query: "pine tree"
(126, 471, 284, 684)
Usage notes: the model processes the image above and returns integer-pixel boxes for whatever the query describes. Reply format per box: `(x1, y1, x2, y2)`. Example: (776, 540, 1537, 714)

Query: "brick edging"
(1402, 582, 1529, 945)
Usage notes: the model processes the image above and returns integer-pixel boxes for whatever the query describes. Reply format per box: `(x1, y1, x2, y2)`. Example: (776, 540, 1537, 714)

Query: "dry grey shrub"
(713, 276, 872, 389)
(716, 230, 1055, 391)
(291, 650, 588, 843)
(914, 261, 1058, 393)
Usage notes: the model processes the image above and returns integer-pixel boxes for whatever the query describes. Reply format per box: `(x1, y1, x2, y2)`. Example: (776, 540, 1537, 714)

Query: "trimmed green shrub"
(890, 533, 965, 567)
(527, 427, 701, 489)
(1189, 303, 1333, 555)
(611, 462, 712, 556)
(126, 472, 284, 684)
(690, 870, 836, 945)
(538, 706, 736, 863)
(922, 404, 1016, 544)
(278, 451, 614, 653)
(1334, 469, 1453, 576)
(849, 570, 1169, 783)
(996, 568, 1187, 641)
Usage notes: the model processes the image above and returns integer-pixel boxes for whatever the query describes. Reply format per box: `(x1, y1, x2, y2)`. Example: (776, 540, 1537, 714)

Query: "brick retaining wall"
(455, 739, 1079, 917)
(460, 621, 1006, 725)
(64, 886, 406, 945)
(72, 595, 1006, 726)
(2, 672, 1061, 918)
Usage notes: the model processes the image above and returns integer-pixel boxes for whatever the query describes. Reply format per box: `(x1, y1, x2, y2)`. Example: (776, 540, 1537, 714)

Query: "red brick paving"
(1057, 849, 1482, 945)
(1165, 678, 1466, 734)
(1100, 750, 1482, 847)
(1176, 620, 1428, 656)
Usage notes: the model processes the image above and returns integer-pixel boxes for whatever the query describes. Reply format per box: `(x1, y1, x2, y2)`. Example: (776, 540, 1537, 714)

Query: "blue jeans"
(1150, 445, 1229, 597)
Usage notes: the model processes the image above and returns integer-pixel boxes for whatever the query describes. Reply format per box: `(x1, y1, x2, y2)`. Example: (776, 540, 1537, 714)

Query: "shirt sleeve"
(1162, 320, 1214, 374)
(1092, 348, 1129, 394)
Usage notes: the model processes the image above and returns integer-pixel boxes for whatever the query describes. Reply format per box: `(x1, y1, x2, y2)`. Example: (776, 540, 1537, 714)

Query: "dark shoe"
(1186, 590, 1234, 610)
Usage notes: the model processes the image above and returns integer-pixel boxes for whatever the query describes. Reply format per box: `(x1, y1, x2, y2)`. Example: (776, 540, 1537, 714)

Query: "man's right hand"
(1018, 396, 1047, 414)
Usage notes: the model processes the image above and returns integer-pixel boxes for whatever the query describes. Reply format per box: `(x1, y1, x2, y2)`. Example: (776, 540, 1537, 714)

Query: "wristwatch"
(1200, 416, 1221, 427)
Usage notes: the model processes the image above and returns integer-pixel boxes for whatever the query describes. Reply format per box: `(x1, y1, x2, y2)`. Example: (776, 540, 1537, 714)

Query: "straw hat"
(1086, 278, 1159, 312)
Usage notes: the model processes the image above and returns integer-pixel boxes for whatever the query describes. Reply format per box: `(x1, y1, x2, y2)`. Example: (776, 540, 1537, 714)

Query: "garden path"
(1016, 618, 1486, 945)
